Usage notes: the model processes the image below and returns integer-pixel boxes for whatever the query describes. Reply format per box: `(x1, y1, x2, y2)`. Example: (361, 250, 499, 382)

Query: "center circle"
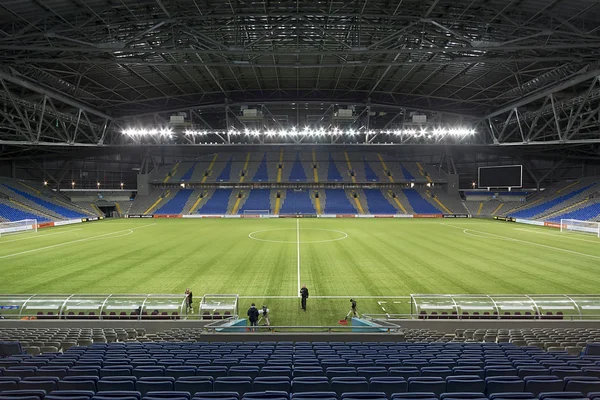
(248, 228, 348, 244)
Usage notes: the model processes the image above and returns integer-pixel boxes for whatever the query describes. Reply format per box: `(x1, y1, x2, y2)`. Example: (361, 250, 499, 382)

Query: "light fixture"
(43, 181, 48, 186)
(71, 181, 75, 187)
(97, 182, 100, 188)
(120, 182, 124, 188)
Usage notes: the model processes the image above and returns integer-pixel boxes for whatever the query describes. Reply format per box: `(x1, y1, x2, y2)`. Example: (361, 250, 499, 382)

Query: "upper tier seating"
(216, 158, 234, 182)
(289, 154, 308, 182)
(327, 155, 344, 182)
(364, 190, 397, 214)
(253, 157, 269, 182)
(364, 159, 380, 182)
(403, 190, 441, 214)
(180, 163, 199, 182)
(547, 201, 600, 223)
(511, 185, 594, 219)
(0, 202, 51, 223)
(323, 190, 356, 214)
(155, 190, 194, 215)
(4, 185, 86, 219)
(280, 190, 315, 215)
(197, 189, 233, 214)
(239, 190, 272, 214)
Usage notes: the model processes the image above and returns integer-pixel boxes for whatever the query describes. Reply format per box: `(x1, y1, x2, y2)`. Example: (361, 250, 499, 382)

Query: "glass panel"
(62, 295, 109, 319)
(453, 296, 497, 319)
(144, 295, 185, 319)
(103, 295, 151, 319)
(22, 295, 69, 319)
(0, 295, 31, 319)
(568, 295, 600, 319)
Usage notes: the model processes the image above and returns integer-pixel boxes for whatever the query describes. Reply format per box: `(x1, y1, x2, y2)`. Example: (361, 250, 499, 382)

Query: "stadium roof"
(0, 0, 599, 148)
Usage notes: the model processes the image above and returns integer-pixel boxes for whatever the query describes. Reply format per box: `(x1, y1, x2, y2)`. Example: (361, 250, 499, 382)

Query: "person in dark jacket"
(247, 303, 259, 330)
(300, 285, 309, 311)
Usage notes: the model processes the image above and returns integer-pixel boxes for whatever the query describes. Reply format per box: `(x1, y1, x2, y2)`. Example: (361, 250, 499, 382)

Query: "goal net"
(0, 219, 38, 237)
(243, 210, 270, 215)
(560, 219, 600, 237)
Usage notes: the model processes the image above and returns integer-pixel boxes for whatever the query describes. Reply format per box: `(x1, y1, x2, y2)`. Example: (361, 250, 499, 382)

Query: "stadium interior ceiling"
(1, 0, 600, 188)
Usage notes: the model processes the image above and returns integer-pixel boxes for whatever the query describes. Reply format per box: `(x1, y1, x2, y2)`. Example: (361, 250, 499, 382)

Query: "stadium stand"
(364, 158, 380, 182)
(363, 190, 397, 215)
(510, 184, 595, 219)
(238, 190, 272, 214)
(289, 153, 308, 182)
(197, 189, 233, 214)
(403, 190, 441, 214)
(279, 190, 315, 215)
(4, 185, 87, 219)
(323, 190, 357, 214)
(0, 200, 51, 222)
(327, 155, 344, 182)
(253, 156, 269, 183)
(216, 158, 234, 183)
(155, 189, 194, 215)
(547, 200, 600, 223)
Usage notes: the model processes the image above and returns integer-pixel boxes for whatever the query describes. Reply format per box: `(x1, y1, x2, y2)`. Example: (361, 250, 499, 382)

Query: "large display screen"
(478, 165, 523, 188)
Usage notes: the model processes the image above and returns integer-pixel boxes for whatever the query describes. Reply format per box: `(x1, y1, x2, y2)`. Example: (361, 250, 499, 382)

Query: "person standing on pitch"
(258, 305, 270, 326)
(247, 303, 259, 331)
(300, 285, 309, 311)
(345, 299, 358, 320)
(184, 288, 193, 314)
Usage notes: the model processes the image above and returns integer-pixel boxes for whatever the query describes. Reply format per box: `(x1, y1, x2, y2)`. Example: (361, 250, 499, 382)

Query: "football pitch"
(1, 218, 599, 326)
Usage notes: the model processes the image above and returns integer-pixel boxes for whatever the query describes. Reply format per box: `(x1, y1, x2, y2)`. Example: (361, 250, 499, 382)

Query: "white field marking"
(514, 227, 600, 244)
(381, 307, 387, 312)
(248, 227, 348, 244)
(238, 295, 408, 299)
(377, 301, 387, 305)
(393, 301, 403, 304)
(441, 223, 600, 261)
(0, 223, 156, 260)
(0, 228, 83, 244)
(89, 229, 134, 241)
(297, 219, 301, 298)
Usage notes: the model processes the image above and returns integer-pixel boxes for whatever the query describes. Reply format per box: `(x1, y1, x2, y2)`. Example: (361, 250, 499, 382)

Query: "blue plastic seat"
(18, 377, 59, 392)
(174, 376, 213, 393)
(252, 377, 291, 392)
(213, 377, 252, 395)
(192, 392, 239, 400)
(564, 376, 600, 394)
(326, 367, 357, 379)
(485, 368, 517, 378)
(421, 367, 452, 379)
(523, 375, 564, 396)
(439, 393, 486, 400)
(290, 392, 336, 400)
(4, 367, 38, 378)
(100, 366, 134, 378)
(97, 377, 138, 392)
(484, 377, 524, 395)
(196, 367, 228, 380)
(241, 391, 288, 400)
(369, 377, 407, 397)
(143, 391, 191, 400)
(445, 376, 485, 393)
(538, 392, 588, 400)
(292, 367, 324, 378)
(389, 368, 420, 380)
(133, 367, 165, 379)
(340, 392, 387, 400)
(229, 367, 260, 379)
(35, 367, 69, 379)
(44, 391, 95, 399)
(259, 367, 292, 379)
(407, 377, 446, 396)
(164, 367, 197, 379)
(291, 377, 330, 393)
(331, 377, 368, 396)
(390, 393, 438, 400)
(488, 393, 536, 400)
(0, 377, 21, 391)
(57, 377, 99, 392)
(0, 390, 46, 400)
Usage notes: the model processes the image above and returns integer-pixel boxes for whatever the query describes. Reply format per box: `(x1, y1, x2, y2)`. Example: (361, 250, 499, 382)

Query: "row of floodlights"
(122, 127, 476, 138)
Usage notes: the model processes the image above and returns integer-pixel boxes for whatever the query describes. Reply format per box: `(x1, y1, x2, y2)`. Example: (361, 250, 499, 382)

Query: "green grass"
(1, 218, 599, 326)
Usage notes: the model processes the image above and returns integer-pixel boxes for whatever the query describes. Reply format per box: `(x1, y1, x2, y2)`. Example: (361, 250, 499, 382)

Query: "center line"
(297, 218, 301, 297)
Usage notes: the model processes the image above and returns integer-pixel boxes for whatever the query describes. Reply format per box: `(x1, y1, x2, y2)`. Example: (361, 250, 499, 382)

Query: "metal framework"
(0, 0, 599, 149)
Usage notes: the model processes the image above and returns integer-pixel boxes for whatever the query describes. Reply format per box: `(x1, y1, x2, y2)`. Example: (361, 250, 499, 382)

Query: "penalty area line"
(441, 223, 600, 260)
(0, 228, 83, 244)
(0, 223, 156, 260)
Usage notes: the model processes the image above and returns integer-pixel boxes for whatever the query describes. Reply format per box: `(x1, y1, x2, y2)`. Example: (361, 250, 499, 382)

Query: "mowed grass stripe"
(1, 218, 599, 326)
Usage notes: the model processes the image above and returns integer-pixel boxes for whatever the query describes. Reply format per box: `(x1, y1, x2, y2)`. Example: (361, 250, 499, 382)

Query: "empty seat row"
(1, 375, 600, 397)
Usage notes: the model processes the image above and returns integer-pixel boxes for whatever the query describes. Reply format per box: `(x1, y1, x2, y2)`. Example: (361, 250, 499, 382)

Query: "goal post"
(0, 219, 38, 237)
(243, 210, 270, 215)
(560, 219, 600, 238)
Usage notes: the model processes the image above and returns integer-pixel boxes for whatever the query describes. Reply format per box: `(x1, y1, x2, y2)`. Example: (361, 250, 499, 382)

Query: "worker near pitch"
(247, 303, 259, 330)
(300, 284, 309, 311)
(345, 299, 358, 320)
